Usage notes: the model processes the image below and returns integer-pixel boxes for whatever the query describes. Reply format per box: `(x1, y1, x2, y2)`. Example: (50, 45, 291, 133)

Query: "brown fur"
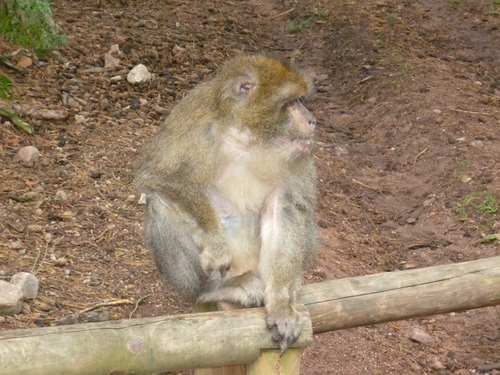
(135, 54, 317, 352)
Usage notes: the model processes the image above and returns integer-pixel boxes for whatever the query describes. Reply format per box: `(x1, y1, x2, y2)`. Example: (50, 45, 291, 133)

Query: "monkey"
(134, 54, 317, 352)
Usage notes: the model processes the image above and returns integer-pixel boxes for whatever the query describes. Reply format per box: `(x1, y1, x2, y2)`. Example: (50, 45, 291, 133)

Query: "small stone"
(110, 75, 123, 82)
(410, 364, 422, 372)
(90, 170, 102, 179)
(104, 44, 121, 69)
(9, 241, 23, 250)
(17, 56, 33, 68)
(67, 97, 82, 109)
(10, 272, 39, 300)
(74, 114, 86, 124)
(406, 217, 417, 224)
(0, 281, 23, 315)
(26, 108, 68, 120)
(44, 233, 53, 243)
(492, 221, 500, 231)
(474, 81, 483, 86)
(457, 253, 464, 260)
(127, 64, 151, 84)
(54, 190, 68, 201)
(432, 109, 442, 114)
(26, 224, 44, 233)
(13, 146, 40, 166)
(430, 360, 445, 370)
(54, 257, 68, 267)
(410, 328, 435, 344)
(461, 175, 472, 183)
(107, 191, 118, 200)
(470, 140, 484, 148)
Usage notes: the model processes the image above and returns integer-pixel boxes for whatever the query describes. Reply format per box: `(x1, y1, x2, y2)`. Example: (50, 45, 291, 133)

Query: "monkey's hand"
(195, 232, 232, 280)
(265, 302, 302, 354)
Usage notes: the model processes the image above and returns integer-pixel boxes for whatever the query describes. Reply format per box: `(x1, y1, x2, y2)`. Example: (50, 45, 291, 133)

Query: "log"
(0, 305, 312, 375)
(299, 256, 500, 334)
(0, 257, 499, 374)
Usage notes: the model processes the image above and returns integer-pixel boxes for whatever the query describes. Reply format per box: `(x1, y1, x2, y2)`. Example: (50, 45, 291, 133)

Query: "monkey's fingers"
(266, 314, 301, 355)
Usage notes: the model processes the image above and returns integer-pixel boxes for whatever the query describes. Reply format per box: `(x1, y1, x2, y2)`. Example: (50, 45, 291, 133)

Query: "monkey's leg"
(144, 193, 210, 301)
(197, 271, 265, 307)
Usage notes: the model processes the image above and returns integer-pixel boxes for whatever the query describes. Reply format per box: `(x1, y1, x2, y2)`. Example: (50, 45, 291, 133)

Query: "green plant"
(376, 34, 386, 46)
(454, 157, 470, 167)
(286, 9, 326, 34)
(455, 203, 468, 219)
(387, 12, 398, 26)
(477, 196, 499, 214)
(400, 63, 412, 78)
(286, 18, 313, 34)
(0, 0, 67, 54)
(0, 73, 16, 100)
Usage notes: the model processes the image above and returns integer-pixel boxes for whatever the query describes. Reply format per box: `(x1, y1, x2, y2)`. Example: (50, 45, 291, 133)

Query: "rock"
(11, 272, 39, 300)
(17, 56, 33, 68)
(26, 108, 68, 120)
(9, 241, 23, 250)
(54, 190, 69, 201)
(13, 146, 40, 166)
(127, 64, 151, 84)
(409, 328, 435, 344)
(74, 114, 86, 124)
(90, 170, 102, 179)
(492, 221, 500, 231)
(67, 97, 82, 109)
(471, 140, 484, 148)
(104, 44, 121, 69)
(430, 359, 445, 370)
(0, 280, 23, 315)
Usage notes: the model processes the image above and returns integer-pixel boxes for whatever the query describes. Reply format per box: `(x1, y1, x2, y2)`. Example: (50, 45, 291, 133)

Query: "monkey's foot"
(197, 274, 265, 307)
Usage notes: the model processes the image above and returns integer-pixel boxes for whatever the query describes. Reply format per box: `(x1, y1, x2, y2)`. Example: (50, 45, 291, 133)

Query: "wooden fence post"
(194, 302, 310, 375)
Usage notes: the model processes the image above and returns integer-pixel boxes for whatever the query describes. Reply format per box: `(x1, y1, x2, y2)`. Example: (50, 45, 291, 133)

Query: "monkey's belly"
(220, 213, 261, 276)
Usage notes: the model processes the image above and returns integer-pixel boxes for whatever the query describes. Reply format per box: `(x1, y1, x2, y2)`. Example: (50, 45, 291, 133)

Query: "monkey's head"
(215, 54, 316, 156)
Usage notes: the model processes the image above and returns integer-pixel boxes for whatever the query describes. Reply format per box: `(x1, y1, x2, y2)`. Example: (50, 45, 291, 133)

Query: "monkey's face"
(285, 100, 316, 154)
(216, 54, 316, 160)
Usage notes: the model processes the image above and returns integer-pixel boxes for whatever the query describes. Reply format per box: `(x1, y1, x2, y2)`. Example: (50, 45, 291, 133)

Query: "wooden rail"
(0, 256, 499, 375)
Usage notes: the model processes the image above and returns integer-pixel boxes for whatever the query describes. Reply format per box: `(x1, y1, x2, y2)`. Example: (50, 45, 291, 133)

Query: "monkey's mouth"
(292, 136, 313, 145)
(291, 136, 314, 153)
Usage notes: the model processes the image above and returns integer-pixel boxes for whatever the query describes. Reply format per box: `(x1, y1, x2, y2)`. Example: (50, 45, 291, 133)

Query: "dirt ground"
(1, 0, 499, 374)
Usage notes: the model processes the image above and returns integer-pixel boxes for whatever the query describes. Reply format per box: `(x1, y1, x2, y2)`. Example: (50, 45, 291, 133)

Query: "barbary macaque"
(135, 54, 317, 352)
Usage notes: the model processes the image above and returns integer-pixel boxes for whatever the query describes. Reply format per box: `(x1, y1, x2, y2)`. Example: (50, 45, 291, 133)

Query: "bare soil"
(1, 0, 499, 374)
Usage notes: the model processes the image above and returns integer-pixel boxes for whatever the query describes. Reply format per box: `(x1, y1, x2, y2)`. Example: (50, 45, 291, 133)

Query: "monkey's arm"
(142, 178, 231, 280)
(259, 170, 317, 352)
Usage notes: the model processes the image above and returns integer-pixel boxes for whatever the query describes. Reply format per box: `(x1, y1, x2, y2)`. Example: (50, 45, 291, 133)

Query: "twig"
(80, 299, 135, 314)
(412, 148, 429, 166)
(352, 178, 378, 192)
(266, 7, 295, 20)
(0, 56, 24, 73)
(129, 294, 151, 319)
(31, 244, 49, 275)
(449, 107, 495, 117)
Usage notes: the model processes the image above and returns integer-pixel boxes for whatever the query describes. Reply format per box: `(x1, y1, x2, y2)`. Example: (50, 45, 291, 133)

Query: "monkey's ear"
(235, 77, 256, 97)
